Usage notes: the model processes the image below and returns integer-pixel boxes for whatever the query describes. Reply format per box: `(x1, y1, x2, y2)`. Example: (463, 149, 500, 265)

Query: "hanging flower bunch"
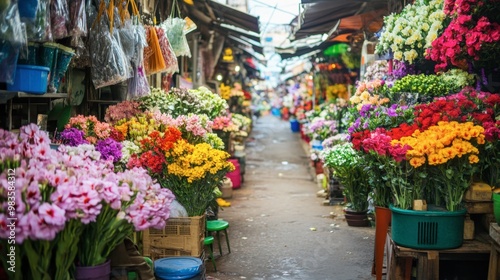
(349, 79, 390, 110)
(64, 115, 111, 144)
(392, 121, 485, 211)
(376, 0, 446, 64)
(427, 0, 500, 72)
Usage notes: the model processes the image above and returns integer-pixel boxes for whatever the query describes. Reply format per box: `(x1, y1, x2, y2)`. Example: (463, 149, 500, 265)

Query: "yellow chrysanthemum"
(409, 156, 426, 168)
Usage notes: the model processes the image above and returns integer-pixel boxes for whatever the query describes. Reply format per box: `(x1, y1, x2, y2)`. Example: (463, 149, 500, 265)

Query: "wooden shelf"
(1, 91, 68, 130)
(0, 90, 68, 104)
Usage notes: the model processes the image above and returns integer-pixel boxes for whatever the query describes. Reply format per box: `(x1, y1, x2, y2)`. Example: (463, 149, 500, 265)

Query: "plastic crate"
(390, 205, 466, 250)
(143, 215, 206, 260)
(7, 65, 49, 94)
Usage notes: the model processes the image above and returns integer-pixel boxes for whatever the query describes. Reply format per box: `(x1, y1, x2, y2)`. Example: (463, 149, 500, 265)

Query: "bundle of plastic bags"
(89, 1, 131, 89)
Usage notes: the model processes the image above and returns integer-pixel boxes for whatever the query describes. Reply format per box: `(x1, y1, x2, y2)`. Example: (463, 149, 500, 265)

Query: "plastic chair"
(206, 219, 231, 255)
(204, 236, 217, 271)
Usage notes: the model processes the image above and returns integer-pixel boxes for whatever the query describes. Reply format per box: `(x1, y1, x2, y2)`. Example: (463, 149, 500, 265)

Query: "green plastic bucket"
(493, 193, 500, 225)
(390, 204, 466, 250)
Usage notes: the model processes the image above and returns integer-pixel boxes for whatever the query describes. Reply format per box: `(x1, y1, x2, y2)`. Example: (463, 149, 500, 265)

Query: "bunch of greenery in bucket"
(0, 125, 174, 279)
(322, 142, 370, 212)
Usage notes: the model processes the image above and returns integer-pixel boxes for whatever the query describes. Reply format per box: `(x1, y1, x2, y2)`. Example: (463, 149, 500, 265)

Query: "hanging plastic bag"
(23, 0, 52, 42)
(160, 0, 191, 57)
(160, 17, 191, 57)
(0, 2, 27, 84)
(118, 19, 136, 58)
(155, 27, 178, 74)
(50, 0, 70, 39)
(144, 25, 166, 75)
(90, 1, 131, 89)
(69, 0, 87, 37)
(127, 62, 150, 98)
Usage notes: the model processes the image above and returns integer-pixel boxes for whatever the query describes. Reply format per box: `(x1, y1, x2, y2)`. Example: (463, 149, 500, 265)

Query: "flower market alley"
(206, 114, 375, 280)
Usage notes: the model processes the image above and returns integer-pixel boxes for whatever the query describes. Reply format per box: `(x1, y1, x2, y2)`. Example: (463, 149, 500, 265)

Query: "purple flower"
(60, 128, 89, 146)
(96, 138, 122, 163)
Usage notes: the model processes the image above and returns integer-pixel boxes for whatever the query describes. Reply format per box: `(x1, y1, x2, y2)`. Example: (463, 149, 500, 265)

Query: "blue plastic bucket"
(154, 257, 202, 280)
(290, 119, 300, 132)
(7, 65, 49, 94)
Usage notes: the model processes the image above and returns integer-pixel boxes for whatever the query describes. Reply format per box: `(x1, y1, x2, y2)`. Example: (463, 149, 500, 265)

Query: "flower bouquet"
(64, 115, 112, 144)
(0, 125, 174, 279)
(323, 142, 370, 212)
(126, 126, 234, 216)
(140, 87, 228, 119)
(376, 0, 446, 64)
(392, 121, 485, 211)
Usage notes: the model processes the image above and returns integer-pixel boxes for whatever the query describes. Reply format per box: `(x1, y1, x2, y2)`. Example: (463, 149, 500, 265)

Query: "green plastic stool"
(204, 236, 217, 271)
(206, 219, 231, 255)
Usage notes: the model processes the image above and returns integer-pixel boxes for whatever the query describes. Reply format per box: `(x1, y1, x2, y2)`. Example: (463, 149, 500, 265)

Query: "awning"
(227, 35, 264, 55)
(208, 0, 260, 34)
(292, 0, 388, 40)
(327, 9, 386, 42)
(213, 23, 261, 46)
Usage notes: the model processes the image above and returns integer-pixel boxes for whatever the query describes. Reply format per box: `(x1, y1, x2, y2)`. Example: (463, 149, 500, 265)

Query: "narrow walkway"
(207, 114, 375, 280)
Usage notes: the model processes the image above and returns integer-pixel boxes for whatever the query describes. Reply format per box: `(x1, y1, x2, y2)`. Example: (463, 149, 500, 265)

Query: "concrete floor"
(206, 114, 376, 280)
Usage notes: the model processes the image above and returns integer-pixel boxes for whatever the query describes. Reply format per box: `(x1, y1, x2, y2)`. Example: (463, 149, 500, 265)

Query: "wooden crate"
(143, 215, 205, 260)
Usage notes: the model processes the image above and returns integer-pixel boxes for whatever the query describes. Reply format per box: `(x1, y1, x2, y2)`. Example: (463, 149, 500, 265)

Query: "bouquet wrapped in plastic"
(160, 17, 191, 57)
(127, 1, 150, 98)
(90, 1, 131, 89)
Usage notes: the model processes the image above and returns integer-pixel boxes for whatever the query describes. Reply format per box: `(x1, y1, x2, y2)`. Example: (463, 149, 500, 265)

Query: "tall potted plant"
(323, 142, 371, 226)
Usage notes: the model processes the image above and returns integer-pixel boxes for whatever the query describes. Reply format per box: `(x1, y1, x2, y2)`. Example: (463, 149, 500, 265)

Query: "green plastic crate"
(390, 205, 466, 250)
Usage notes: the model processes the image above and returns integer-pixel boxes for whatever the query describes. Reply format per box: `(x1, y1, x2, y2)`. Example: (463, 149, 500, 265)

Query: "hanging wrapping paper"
(160, 0, 191, 57)
(155, 26, 179, 74)
(144, 25, 166, 75)
(90, 1, 131, 89)
(50, 0, 70, 39)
